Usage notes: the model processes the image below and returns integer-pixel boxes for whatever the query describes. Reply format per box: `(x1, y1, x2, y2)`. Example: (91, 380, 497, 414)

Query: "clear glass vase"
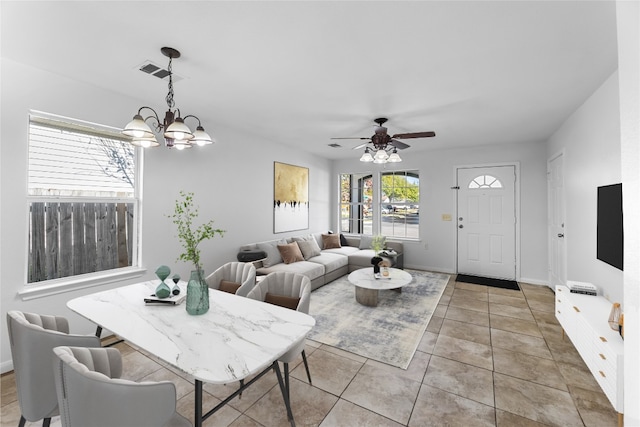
(186, 269, 209, 315)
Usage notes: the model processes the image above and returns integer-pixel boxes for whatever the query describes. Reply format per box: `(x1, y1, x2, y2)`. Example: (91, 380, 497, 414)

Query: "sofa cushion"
(348, 249, 377, 268)
(257, 239, 287, 267)
(307, 252, 348, 273)
(278, 242, 304, 264)
(322, 246, 360, 256)
(256, 261, 325, 281)
(322, 233, 341, 249)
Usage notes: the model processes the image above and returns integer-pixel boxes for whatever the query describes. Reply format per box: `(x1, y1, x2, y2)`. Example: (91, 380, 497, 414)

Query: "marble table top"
(67, 280, 315, 384)
(348, 267, 413, 291)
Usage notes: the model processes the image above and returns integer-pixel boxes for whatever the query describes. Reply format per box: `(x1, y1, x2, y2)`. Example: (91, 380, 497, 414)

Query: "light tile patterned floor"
(1, 277, 619, 426)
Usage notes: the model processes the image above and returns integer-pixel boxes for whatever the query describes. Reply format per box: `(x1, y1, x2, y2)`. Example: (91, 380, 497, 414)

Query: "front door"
(457, 166, 516, 280)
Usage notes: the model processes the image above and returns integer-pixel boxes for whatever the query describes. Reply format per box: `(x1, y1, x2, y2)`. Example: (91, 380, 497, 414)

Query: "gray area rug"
(308, 269, 450, 369)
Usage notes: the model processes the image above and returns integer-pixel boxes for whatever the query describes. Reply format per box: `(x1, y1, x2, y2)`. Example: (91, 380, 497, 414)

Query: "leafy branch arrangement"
(168, 191, 225, 273)
(371, 235, 386, 253)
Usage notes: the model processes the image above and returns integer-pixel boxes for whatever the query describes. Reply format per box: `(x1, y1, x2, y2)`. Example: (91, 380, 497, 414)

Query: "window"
(27, 112, 140, 284)
(340, 173, 372, 235)
(381, 170, 420, 238)
(340, 170, 419, 239)
(468, 175, 502, 189)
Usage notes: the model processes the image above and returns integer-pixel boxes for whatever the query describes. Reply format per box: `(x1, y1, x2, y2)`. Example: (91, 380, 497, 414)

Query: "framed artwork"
(274, 161, 309, 233)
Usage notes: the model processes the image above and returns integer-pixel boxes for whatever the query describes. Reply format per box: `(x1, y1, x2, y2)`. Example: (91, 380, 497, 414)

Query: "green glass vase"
(186, 269, 209, 315)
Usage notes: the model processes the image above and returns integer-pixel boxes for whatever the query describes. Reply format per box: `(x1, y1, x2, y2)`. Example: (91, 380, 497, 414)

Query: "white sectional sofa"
(238, 232, 403, 291)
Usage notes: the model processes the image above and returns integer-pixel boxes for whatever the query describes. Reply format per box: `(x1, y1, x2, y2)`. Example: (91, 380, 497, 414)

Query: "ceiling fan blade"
(391, 131, 436, 139)
(352, 142, 370, 150)
(390, 139, 410, 150)
(330, 137, 371, 140)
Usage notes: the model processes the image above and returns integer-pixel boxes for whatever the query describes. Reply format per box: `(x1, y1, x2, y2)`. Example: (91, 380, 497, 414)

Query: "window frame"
(21, 111, 145, 299)
(339, 169, 420, 240)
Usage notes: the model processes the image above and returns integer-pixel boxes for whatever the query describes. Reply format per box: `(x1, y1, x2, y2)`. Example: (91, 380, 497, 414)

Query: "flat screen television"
(597, 183, 623, 270)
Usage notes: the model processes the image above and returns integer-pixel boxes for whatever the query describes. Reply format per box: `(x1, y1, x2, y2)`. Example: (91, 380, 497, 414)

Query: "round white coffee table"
(348, 267, 413, 307)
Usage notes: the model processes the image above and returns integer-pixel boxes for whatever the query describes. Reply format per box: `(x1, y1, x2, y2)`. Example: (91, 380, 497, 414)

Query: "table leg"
(195, 380, 203, 427)
(355, 286, 378, 306)
(273, 361, 295, 427)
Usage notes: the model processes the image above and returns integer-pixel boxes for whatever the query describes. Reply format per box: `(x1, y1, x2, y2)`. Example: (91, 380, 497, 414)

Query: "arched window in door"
(468, 175, 503, 189)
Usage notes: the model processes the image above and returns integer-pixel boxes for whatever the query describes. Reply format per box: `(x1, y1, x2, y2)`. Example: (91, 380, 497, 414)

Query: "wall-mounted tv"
(597, 183, 623, 271)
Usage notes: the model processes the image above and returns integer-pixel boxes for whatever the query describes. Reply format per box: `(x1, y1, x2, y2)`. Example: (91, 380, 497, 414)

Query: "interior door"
(457, 166, 516, 280)
(548, 153, 566, 287)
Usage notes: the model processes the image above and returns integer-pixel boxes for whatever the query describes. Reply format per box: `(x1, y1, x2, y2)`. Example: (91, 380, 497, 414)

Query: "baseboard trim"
(1, 360, 14, 375)
(519, 277, 550, 287)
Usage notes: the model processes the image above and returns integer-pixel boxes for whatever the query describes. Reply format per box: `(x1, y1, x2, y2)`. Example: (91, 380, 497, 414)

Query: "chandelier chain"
(165, 56, 175, 110)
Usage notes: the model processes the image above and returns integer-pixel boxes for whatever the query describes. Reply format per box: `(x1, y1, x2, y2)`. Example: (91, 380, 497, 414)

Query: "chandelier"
(122, 47, 214, 150)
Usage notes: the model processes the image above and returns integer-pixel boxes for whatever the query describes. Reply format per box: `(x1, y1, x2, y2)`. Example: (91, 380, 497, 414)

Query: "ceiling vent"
(328, 143, 342, 148)
(136, 60, 183, 83)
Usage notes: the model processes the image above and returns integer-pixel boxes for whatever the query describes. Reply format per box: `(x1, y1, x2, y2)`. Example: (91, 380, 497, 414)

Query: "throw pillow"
(339, 233, 348, 246)
(257, 240, 286, 267)
(296, 240, 321, 260)
(277, 242, 304, 264)
(322, 233, 341, 249)
(265, 293, 301, 310)
(359, 235, 386, 250)
(218, 280, 241, 294)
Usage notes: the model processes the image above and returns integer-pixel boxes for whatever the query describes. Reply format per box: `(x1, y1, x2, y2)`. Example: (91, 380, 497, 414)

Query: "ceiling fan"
(331, 117, 436, 151)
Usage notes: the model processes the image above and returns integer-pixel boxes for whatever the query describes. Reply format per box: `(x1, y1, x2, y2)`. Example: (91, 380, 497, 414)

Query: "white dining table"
(67, 280, 315, 427)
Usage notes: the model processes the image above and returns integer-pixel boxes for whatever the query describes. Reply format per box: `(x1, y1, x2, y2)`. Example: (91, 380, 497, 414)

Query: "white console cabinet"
(555, 285, 624, 426)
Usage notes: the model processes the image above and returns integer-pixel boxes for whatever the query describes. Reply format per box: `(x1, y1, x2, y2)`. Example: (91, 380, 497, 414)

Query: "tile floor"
(1, 276, 620, 427)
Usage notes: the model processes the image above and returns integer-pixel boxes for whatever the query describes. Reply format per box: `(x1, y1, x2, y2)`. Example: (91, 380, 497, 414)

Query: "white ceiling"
(1, 1, 619, 159)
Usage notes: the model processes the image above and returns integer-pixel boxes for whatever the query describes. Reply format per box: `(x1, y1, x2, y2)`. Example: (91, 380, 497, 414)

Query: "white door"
(548, 153, 566, 287)
(457, 166, 516, 280)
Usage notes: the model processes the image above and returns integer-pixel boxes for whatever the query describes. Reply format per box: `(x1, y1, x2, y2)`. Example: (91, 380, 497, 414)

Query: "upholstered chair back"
(52, 346, 191, 427)
(205, 261, 257, 297)
(6, 311, 101, 425)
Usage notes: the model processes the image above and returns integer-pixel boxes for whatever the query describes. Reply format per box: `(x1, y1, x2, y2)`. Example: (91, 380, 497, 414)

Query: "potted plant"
(169, 191, 225, 315)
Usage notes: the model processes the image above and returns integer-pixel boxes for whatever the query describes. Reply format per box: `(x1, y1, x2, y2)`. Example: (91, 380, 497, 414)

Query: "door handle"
(459, 225, 464, 229)
(557, 233, 564, 238)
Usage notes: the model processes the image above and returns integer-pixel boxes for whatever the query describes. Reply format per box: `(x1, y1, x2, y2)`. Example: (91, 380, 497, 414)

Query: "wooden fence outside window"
(28, 202, 134, 283)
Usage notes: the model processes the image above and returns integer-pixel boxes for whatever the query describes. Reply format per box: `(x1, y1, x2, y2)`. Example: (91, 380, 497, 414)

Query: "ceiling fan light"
(360, 150, 374, 162)
(388, 149, 402, 162)
(173, 141, 192, 150)
(374, 149, 389, 161)
(164, 117, 194, 141)
(123, 115, 155, 139)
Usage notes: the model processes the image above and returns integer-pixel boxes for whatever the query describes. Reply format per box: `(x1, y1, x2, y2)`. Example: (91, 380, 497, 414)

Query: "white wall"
(546, 71, 624, 304)
(0, 59, 332, 371)
(332, 140, 549, 284)
(616, 0, 639, 423)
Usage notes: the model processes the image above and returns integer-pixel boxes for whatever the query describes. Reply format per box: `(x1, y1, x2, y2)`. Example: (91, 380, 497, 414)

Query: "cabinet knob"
(599, 353, 607, 360)
(599, 370, 606, 378)
(600, 336, 608, 342)
(573, 306, 580, 313)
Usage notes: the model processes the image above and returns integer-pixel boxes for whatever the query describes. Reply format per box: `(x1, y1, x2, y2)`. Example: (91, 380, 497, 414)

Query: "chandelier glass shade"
(122, 47, 214, 149)
(360, 146, 401, 164)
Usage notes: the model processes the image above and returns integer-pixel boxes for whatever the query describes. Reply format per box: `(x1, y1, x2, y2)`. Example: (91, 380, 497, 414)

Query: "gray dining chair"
(246, 271, 312, 398)
(52, 346, 192, 427)
(6, 310, 101, 427)
(205, 261, 256, 297)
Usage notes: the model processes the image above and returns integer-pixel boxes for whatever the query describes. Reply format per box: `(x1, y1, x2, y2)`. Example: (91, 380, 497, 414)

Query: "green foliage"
(168, 191, 225, 271)
(371, 235, 386, 253)
(381, 174, 419, 202)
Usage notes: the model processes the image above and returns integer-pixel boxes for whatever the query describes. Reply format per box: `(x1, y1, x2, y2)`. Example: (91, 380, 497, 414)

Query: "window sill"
(18, 267, 147, 301)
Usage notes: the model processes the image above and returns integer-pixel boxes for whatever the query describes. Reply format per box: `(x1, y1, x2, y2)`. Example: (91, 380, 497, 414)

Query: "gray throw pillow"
(359, 235, 374, 249)
(257, 240, 286, 267)
(297, 240, 321, 260)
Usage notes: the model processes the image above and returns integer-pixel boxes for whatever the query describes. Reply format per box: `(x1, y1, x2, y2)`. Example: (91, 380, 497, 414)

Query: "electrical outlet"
(442, 214, 452, 221)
